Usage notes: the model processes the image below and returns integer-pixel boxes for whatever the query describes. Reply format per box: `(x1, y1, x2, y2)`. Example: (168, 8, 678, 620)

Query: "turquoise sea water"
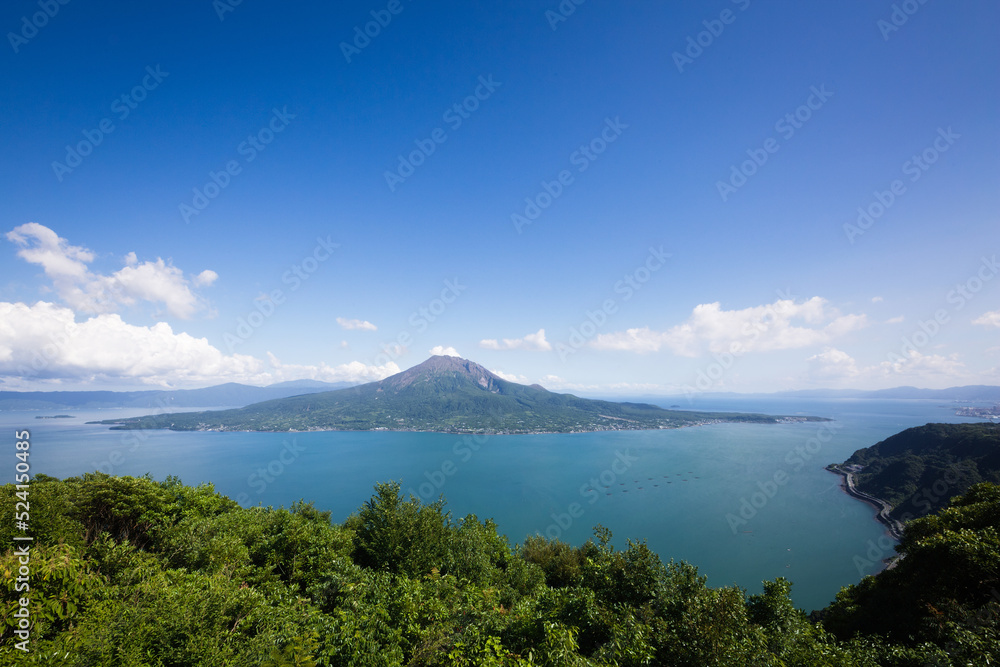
(0, 397, 984, 611)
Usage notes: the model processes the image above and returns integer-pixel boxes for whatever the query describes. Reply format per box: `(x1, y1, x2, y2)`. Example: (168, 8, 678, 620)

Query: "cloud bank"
(0, 301, 397, 389)
(592, 297, 867, 357)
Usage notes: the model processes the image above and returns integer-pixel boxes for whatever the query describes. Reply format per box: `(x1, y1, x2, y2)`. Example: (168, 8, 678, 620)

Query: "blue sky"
(1, 0, 998, 394)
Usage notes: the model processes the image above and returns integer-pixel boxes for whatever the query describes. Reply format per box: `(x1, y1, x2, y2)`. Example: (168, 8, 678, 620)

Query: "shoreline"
(826, 465, 904, 541)
(89, 413, 831, 435)
(94, 418, 825, 436)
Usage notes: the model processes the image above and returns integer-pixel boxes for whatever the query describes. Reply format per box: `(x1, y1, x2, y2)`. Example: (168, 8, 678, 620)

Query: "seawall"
(827, 465, 904, 541)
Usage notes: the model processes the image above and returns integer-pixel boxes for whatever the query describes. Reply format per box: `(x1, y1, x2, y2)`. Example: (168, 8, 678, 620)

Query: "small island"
(35, 414, 74, 419)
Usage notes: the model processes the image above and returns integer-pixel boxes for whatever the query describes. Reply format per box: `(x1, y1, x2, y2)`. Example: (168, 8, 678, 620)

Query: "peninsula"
(830, 422, 1000, 529)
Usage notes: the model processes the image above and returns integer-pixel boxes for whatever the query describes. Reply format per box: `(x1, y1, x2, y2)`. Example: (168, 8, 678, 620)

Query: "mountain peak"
(414, 355, 495, 375)
(385, 356, 504, 391)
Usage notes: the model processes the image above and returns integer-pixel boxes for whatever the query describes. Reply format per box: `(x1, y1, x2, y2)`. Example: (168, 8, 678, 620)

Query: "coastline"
(90, 413, 830, 435)
(826, 465, 904, 541)
(94, 419, 821, 436)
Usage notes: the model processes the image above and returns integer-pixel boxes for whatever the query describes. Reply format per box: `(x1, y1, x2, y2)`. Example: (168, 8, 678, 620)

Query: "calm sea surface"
(0, 397, 985, 611)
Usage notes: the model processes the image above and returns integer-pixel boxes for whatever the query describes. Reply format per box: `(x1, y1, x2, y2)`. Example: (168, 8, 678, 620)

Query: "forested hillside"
(2, 474, 998, 665)
(841, 422, 1000, 521)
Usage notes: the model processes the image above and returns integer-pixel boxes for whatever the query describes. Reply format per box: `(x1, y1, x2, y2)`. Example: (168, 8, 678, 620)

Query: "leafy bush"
(822, 482, 1000, 660)
(2, 474, 998, 665)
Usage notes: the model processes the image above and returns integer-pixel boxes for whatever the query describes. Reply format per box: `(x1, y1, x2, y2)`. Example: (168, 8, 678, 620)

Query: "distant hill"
(858, 385, 1000, 401)
(622, 385, 1000, 408)
(835, 422, 1000, 522)
(0, 380, 354, 411)
(13, 380, 1000, 412)
(763, 385, 1000, 401)
(95, 356, 827, 434)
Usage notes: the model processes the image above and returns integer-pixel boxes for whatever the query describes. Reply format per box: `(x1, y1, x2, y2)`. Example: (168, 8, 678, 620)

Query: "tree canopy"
(2, 473, 998, 665)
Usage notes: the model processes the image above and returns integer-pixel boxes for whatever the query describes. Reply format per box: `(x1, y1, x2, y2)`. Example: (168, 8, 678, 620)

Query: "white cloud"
(264, 353, 399, 385)
(336, 317, 377, 331)
(6, 222, 93, 282)
(536, 374, 598, 393)
(806, 347, 861, 381)
(871, 296, 884, 303)
(491, 369, 529, 384)
(885, 315, 905, 324)
(480, 328, 552, 351)
(587, 327, 664, 354)
(0, 301, 397, 389)
(800, 346, 969, 388)
(592, 297, 867, 357)
(6, 223, 215, 319)
(109, 258, 207, 319)
(876, 349, 966, 379)
(381, 343, 407, 358)
(194, 270, 219, 287)
(429, 345, 461, 357)
(973, 310, 1000, 328)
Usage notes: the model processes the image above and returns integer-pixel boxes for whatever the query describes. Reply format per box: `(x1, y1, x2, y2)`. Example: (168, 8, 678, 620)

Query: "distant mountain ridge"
(9, 375, 999, 411)
(780, 386, 1000, 401)
(0, 380, 354, 411)
(95, 356, 827, 434)
(662, 386, 1000, 401)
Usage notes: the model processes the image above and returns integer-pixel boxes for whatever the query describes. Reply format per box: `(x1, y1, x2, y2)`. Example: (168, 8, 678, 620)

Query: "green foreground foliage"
(1, 474, 998, 665)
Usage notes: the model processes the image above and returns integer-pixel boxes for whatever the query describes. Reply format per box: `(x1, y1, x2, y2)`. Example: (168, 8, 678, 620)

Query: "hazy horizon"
(3, 352, 1000, 399)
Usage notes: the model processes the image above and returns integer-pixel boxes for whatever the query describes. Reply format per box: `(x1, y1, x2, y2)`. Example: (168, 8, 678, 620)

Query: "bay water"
(1, 397, 983, 611)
